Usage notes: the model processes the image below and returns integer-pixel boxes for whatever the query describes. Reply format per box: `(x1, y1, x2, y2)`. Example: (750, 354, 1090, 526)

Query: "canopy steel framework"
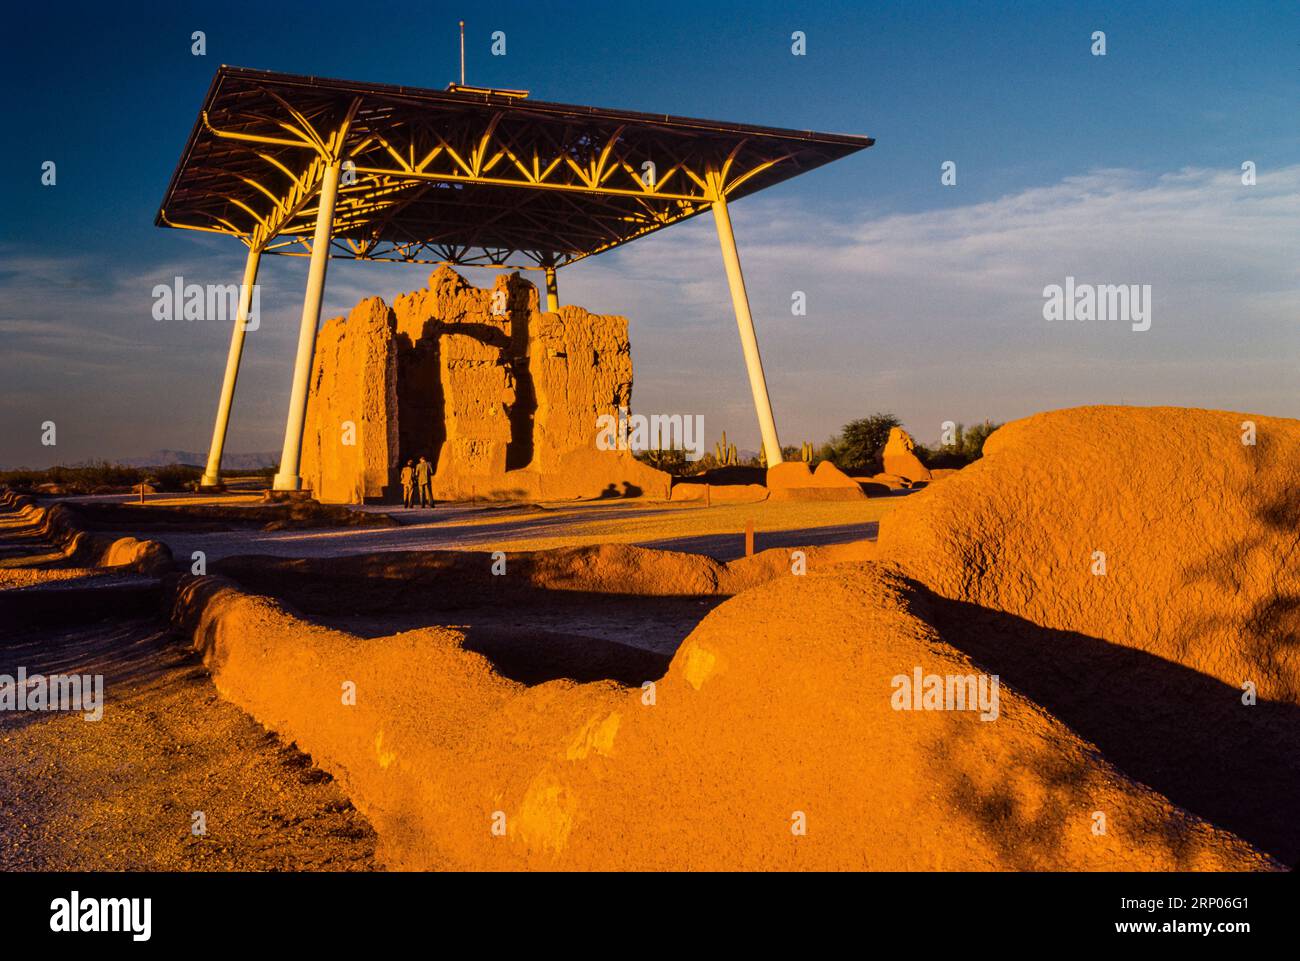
(157, 66, 873, 490)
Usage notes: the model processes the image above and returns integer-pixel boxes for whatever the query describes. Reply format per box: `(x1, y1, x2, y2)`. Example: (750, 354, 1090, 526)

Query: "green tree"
(836, 413, 901, 471)
(961, 420, 1000, 460)
(924, 418, 1002, 468)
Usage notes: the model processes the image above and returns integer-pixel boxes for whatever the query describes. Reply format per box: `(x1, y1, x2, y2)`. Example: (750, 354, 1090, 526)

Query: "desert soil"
(136, 496, 897, 562)
(0, 617, 379, 871)
(0, 501, 380, 871)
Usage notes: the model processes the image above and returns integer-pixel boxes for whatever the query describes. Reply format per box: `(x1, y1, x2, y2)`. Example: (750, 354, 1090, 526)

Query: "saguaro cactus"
(715, 431, 738, 466)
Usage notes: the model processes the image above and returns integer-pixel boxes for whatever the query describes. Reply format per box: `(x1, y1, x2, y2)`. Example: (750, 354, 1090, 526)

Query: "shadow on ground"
(916, 583, 1300, 867)
(643, 521, 879, 561)
(213, 550, 728, 687)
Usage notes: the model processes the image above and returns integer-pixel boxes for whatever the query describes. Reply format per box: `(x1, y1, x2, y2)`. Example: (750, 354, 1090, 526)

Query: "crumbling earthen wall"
(529, 308, 632, 473)
(300, 298, 399, 503)
(302, 268, 668, 503)
(882, 426, 932, 482)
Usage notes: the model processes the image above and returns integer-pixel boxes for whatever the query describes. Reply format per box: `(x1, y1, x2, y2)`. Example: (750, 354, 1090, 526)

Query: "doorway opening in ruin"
(505, 301, 536, 471)
(396, 335, 445, 474)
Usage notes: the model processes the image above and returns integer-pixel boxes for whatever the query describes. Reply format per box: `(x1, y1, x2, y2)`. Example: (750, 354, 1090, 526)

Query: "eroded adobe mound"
(166, 404, 1300, 869)
(175, 562, 1276, 870)
(877, 405, 1300, 706)
(209, 539, 875, 615)
(477, 564, 1274, 870)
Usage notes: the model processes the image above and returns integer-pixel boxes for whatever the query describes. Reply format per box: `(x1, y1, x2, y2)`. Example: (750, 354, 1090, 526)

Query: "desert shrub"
(962, 420, 1000, 458)
(0, 469, 45, 490)
(686, 451, 720, 475)
(815, 439, 841, 466)
(147, 464, 202, 491)
(70, 461, 144, 489)
(921, 419, 1002, 468)
(635, 447, 710, 477)
(0, 461, 143, 493)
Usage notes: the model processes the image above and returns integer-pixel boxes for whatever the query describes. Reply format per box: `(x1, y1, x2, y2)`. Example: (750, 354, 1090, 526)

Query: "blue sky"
(2, 0, 1297, 466)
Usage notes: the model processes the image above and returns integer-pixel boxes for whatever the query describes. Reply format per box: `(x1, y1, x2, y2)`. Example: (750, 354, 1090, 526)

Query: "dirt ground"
(15, 407, 1290, 871)
(0, 617, 379, 871)
(0, 488, 890, 871)
(138, 496, 897, 562)
(0, 498, 379, 871)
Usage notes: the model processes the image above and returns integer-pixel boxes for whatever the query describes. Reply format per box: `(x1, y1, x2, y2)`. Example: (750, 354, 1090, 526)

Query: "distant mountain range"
(114, 450, 279, 469)
(0, 450, 279, 471)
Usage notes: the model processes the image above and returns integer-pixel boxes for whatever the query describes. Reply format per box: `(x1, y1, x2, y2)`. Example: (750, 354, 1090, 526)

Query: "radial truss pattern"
(157, 67, 873, 271)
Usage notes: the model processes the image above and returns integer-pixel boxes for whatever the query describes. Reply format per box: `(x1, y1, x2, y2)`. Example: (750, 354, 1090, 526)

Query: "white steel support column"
(200, 244, 262, 488)
(272, 161, 341, 491)
(709, 174, 783, 466)
(544, 266, 560, 312)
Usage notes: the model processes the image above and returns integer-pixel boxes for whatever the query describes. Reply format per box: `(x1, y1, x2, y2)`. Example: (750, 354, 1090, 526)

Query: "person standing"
(400, 459, 415, 509)
(415, 455, 434, 509)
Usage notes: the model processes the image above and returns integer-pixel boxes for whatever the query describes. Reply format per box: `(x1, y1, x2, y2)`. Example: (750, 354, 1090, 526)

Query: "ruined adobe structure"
(300, 267, 669, 503)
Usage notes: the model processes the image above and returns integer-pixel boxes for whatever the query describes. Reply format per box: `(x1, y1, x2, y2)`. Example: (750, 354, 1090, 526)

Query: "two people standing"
(399, 455, 435, 509)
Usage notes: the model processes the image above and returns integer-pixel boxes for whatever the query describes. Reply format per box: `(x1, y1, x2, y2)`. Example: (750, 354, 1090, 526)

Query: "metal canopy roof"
(157, 66, 873, 271)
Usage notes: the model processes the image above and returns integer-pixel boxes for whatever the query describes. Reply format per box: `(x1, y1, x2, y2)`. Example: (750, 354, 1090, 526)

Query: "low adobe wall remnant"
(0, 490, 173, 575)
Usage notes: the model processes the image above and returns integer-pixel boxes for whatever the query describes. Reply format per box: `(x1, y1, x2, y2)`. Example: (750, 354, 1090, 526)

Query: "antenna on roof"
(445, 18, 529, 98)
